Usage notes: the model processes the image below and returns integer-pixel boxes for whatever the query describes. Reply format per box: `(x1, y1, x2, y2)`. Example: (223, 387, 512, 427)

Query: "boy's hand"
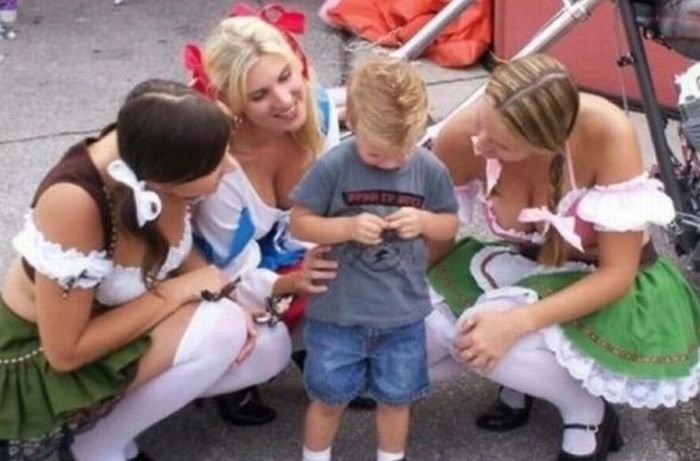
(386, 207, 426, 240)
(346, 212, 388, 245)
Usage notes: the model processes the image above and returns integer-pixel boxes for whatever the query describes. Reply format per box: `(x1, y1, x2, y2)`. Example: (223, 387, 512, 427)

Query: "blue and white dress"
(192, 83, 340, 309)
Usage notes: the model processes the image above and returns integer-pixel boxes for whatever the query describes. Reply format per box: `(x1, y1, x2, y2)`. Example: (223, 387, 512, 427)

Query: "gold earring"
(231, 114, 243, 130)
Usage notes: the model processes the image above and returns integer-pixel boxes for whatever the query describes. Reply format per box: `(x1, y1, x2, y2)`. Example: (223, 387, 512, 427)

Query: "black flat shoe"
(132, 453, 157, 461)
(291, 350, 307, 371)
(557, 401, 624, 461)
(475, 387, 533, 432)
(215, 386, 277, 426)
(347, 395, 377, 410)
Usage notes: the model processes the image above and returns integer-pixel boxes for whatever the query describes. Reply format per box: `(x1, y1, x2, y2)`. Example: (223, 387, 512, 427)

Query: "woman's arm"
(432, 105, 483, 186)
(427, 104, 483, 265)
(32, 185, 224, 372)
(35, 268, 219, 372)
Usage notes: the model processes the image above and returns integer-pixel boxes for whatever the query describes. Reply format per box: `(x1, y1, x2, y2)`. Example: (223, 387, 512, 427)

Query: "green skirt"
(0, 296, 149, 451)
(428, 238, 700, 408)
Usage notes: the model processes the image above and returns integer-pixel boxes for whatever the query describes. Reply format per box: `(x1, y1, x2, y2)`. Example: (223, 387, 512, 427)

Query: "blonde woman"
(186, 11, 346, 425)
(427, 54, 700, 460)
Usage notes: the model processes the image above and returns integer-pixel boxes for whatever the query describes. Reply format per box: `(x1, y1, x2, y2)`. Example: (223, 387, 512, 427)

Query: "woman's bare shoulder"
(33, 183, 105, 253)
(432, 104, 483, 185)
(577, 93, 644, 184)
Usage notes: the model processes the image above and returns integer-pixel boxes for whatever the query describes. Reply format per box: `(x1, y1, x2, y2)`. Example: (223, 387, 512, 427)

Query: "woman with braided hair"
(426, 53, 700, 460)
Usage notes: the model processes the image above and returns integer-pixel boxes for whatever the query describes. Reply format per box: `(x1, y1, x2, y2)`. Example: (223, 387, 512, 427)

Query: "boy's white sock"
(377, 448, 405, 461)
(302, 446, 332, 461)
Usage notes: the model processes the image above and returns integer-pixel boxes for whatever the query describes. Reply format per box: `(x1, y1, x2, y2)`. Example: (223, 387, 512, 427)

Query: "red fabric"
(326, 0, 493, 68)
(277, 262, 307, 331)
(229, 3, 310, 78)
(183, 44, 215, 98)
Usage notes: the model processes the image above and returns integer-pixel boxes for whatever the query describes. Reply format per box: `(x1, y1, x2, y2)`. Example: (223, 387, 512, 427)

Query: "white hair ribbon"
(518, 206, 584, 252)
(107, 159, 163, 227)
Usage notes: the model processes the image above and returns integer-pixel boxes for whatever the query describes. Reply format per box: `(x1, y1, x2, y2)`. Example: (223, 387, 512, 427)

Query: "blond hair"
(486, 53, 580, 266)
(203, 16, 323, 154)
(346, 56, 428, 155)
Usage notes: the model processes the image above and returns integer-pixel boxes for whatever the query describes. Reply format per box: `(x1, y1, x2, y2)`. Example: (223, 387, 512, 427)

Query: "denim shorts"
(303, 318, 429, 406)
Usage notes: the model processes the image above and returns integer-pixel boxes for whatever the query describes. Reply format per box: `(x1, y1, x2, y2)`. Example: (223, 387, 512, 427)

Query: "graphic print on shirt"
(341, 189, 425, 272)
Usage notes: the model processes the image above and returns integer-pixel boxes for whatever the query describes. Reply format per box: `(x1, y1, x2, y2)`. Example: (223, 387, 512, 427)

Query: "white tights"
(426, 293, 605, 455)
(71, 300, 291, 461)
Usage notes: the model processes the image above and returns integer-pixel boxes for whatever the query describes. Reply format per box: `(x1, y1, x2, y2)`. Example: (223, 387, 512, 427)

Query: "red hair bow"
(229, 3, 310, 78)
(183, 43, 215, 98)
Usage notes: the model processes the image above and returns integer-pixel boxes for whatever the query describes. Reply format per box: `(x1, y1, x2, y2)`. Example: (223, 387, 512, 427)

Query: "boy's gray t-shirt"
(290, 138, 458, 328)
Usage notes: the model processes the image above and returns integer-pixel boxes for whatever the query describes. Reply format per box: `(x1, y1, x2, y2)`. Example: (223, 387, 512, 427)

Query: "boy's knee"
(309, 399, 345, 417)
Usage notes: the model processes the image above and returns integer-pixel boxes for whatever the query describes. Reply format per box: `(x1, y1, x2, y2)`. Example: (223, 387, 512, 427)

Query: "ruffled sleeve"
(12, 212, 112, 290)
(577, 173, 675, 231)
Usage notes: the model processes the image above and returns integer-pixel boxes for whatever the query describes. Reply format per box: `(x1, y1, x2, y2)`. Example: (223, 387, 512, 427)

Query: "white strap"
(107, 159, 162, 227)
(518, 206, 584, 252)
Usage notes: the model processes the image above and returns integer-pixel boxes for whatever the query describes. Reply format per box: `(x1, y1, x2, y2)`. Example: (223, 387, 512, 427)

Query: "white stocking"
(425, 308, 464, 383)
(200, 322, 291, 397)
(486, 331, 604, 455)
(460, 289, 605, 456)
(72, 300, 248, 461)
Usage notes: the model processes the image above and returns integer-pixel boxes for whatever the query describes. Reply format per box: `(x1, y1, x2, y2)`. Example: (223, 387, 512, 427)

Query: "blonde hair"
(346, 56, 428, 155)
(486, 53, 580, 266)
(203, 16, 323, 154)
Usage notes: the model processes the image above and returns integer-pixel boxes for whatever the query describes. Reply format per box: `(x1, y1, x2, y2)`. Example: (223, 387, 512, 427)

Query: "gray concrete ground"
(0, 1, 698, 460)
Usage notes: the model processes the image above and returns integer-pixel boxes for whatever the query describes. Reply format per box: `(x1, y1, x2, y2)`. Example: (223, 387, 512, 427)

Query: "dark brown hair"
(114, 79, 230, 286)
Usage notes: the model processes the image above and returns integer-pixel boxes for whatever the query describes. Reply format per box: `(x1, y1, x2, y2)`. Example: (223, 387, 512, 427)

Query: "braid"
(539, 154, 567, 266)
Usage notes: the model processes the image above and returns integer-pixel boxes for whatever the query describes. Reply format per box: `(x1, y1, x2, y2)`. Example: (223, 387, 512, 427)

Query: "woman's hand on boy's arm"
(386, 207, 458, 241)
(273, 246, 338, 296)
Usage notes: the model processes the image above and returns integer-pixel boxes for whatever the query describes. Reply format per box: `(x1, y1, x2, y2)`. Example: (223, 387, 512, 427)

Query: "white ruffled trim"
(577, 173, 676, 232)
(542, 325, 700, 408)
(12, 212, 112, 289)
(482, 196, 545, 245)
(469, 246, 595, 292)
(556, 188, 587, 215)
(111, 211, 193, 280)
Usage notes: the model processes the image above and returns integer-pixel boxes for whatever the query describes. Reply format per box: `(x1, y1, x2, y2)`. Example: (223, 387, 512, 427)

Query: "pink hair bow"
(183, 43, 215, 98)
(229, 2, 310, 78)
(518, 207, 584, 252)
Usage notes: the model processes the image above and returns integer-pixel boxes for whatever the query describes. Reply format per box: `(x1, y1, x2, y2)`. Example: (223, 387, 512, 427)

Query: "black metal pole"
(616, 0, 696, 255)
(617, 1, 683, 208)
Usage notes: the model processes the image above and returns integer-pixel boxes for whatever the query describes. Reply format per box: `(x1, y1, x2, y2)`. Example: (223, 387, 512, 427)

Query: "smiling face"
(240, 54, 307, 134)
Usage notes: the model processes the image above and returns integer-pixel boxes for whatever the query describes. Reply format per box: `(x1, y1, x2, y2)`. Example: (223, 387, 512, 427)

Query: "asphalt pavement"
(0, 1, 698, 460)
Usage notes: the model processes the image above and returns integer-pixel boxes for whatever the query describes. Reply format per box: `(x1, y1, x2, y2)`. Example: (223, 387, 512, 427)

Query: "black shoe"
(132, 453, 156, 461)
(557, 401, 624, 461)
(475, 387, 533, 432)
(291, 350, 307, 371)
(347, 395, 377, 410)
(214, 386, 277, 426)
